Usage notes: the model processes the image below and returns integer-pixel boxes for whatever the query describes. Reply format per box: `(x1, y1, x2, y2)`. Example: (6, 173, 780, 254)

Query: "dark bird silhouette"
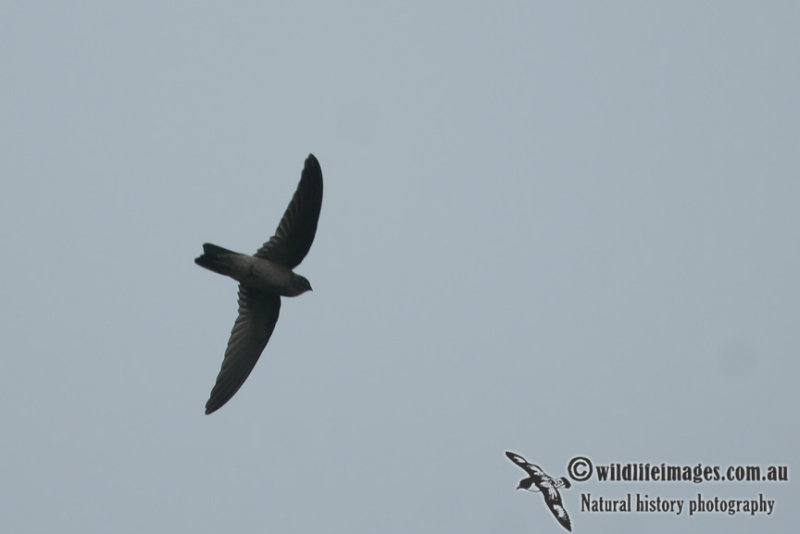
(506, 451, 572, 531)
(195, 154, 323, 414)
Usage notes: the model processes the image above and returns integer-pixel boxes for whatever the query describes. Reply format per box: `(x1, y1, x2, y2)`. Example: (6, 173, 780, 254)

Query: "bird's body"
(195, 154, 323, 414)
(196, 244, 310, 297)
(514, 467, 571, 492)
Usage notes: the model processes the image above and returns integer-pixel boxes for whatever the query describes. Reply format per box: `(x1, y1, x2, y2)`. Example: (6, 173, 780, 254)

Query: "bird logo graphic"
(506, 451, 572, 531)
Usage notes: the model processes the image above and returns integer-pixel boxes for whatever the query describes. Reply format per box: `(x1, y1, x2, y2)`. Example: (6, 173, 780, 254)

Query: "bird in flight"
(505, 451, 572, 532)
(195, 154, 323, 414)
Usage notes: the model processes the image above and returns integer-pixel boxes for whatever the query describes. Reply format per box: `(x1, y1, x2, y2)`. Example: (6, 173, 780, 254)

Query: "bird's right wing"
(254, 154, 323, 268)
(205, 286, 281, 414)
(505, 451, 541, 476)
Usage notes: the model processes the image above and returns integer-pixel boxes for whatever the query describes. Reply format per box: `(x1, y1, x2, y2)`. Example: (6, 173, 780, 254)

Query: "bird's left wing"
(205, 286, 281, 414)
(542, 486, 572, 532)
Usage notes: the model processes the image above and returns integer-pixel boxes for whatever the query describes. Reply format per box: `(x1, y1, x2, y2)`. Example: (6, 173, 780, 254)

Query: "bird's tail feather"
(194, 243, 240, 276)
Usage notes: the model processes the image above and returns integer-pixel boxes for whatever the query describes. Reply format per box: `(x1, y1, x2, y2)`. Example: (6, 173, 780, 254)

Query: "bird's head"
(516, 478, 534, 491)
(290, 273, 313, 296)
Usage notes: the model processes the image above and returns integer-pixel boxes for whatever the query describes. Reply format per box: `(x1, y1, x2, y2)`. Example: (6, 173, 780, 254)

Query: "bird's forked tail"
(194, 243, 240, 276)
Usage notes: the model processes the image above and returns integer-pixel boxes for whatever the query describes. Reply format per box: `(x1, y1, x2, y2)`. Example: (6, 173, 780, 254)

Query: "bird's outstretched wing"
(541, 486, 572, 532)
(255, 154, 323, 268)
(205, 286, 281, 414)
(505, 451, 545, 477)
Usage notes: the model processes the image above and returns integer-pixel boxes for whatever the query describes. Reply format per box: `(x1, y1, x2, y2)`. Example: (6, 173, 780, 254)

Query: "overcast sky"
(2, 2, 798, 533)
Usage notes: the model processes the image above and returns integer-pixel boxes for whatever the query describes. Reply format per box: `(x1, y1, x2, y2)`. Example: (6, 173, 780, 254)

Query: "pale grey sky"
(2, 2, 797, 533)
